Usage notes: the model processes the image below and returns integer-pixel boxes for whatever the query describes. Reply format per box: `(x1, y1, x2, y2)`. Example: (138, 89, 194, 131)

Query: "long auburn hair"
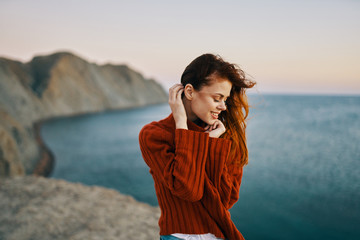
(181, 54, 256, 167)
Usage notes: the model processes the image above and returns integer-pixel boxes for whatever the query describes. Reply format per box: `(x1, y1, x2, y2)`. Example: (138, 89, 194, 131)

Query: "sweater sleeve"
(205, 137, 244, 210)
(139, 124, 209, 202)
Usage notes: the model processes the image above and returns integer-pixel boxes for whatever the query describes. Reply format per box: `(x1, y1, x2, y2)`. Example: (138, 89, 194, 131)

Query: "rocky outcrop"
(0, 52, 167, 177)
(0, 176, 161, 240)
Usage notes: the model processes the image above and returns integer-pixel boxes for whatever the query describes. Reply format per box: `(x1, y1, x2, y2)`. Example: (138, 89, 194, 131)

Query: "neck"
(182, 98, 198, 122)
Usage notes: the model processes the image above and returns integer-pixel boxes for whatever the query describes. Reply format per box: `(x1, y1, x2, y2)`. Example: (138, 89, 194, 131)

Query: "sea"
(40, 94, 360, 240)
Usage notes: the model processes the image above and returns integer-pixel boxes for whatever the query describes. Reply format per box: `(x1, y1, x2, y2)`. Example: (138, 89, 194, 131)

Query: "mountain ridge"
(0, 51, 167, 177)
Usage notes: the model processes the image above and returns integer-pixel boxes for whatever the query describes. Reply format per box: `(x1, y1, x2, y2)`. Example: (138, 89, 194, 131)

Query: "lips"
(211, 111, 220, 119)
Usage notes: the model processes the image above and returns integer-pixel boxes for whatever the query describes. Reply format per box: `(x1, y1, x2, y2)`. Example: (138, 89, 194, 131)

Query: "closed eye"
(214, 98, 228, 105)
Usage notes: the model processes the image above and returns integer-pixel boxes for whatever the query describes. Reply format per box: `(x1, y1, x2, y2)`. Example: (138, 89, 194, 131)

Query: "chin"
(204, 118, 217, 125)
(196, 113, 217, 126)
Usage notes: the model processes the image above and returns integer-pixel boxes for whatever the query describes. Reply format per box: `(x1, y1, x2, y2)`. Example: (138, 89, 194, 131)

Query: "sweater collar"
(166, 113, 206, 132)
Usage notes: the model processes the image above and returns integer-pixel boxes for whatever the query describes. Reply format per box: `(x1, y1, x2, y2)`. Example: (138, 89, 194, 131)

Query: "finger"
(169, 85, 183, 102)
(168, 85, 177, 96)
(176, 88, 184, 101)
(168, 86, 176, 101)
(217, 120, 225, 130)
(205, 126, 211, 132)
(169, 83, 182, 89)
(168, 84, 182, 93)
(170, 84, 183, 94)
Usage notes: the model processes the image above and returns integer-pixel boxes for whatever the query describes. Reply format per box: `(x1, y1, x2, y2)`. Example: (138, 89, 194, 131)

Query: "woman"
(139, 54, 255, 240)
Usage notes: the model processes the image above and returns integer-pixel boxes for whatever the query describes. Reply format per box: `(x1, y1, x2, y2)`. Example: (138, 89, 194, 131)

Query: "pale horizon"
(1, 0, 359, 95)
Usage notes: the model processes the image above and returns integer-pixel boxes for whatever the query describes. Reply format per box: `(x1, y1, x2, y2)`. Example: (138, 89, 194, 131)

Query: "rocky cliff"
(0, 52, 168, 177)
(0, 176, 160, 240)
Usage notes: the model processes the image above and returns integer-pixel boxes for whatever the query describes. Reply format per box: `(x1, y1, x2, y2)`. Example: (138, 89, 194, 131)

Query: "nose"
(217, 100, 227, 111)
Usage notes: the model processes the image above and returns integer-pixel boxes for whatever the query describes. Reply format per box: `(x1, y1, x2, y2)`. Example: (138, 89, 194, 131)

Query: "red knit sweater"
(139, 114, 245, 240)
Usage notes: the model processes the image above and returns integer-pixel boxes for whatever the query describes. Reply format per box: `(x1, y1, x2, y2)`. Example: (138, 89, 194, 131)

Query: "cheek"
(191, 98, 214, 115)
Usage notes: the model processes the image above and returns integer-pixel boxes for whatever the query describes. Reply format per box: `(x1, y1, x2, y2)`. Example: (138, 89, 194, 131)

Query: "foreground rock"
(0, 176, 161, 240)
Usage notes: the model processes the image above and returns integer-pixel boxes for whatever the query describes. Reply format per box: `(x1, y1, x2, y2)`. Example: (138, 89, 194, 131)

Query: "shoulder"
(139, 114, 175, 146)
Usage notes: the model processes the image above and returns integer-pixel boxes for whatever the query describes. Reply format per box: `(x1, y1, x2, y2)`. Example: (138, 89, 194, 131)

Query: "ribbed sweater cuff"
(172, 129, 210, 201)
(206, 137, 232, 187)
(174, 129, 209, 152)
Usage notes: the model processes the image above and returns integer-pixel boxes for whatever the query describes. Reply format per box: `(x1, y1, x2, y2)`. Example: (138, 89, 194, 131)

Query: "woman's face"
(187, 75, 232, 125)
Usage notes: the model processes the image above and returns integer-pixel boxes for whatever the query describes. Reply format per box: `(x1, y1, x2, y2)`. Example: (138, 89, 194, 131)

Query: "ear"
(184, 84, 194, 100)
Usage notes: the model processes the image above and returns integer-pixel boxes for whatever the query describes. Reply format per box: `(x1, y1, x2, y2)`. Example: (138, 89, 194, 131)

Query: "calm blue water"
(41, 94, 360, 240)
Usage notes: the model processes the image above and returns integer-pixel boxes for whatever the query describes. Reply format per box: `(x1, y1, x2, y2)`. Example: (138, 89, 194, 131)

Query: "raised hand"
(168, 84, 188, 129)
(204, 120, 226, 138)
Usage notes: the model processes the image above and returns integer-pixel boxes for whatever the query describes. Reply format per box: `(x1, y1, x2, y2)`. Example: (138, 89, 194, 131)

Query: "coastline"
(32, 119, 55, 177)
(0, 51, 168, 178)
(30, 102, 167, 177)
(0, 104, 167, 239)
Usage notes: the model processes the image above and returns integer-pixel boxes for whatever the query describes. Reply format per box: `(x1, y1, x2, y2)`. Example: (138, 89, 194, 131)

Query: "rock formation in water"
(0, 176, 161, 240)
(0, 52, 168, 177)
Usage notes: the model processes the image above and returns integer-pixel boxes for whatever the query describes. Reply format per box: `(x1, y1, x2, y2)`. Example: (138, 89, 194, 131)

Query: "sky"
(0, 0, 359, 95)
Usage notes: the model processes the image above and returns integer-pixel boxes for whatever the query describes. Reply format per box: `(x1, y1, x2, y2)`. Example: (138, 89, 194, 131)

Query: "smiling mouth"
(211, 112, 220, 119)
